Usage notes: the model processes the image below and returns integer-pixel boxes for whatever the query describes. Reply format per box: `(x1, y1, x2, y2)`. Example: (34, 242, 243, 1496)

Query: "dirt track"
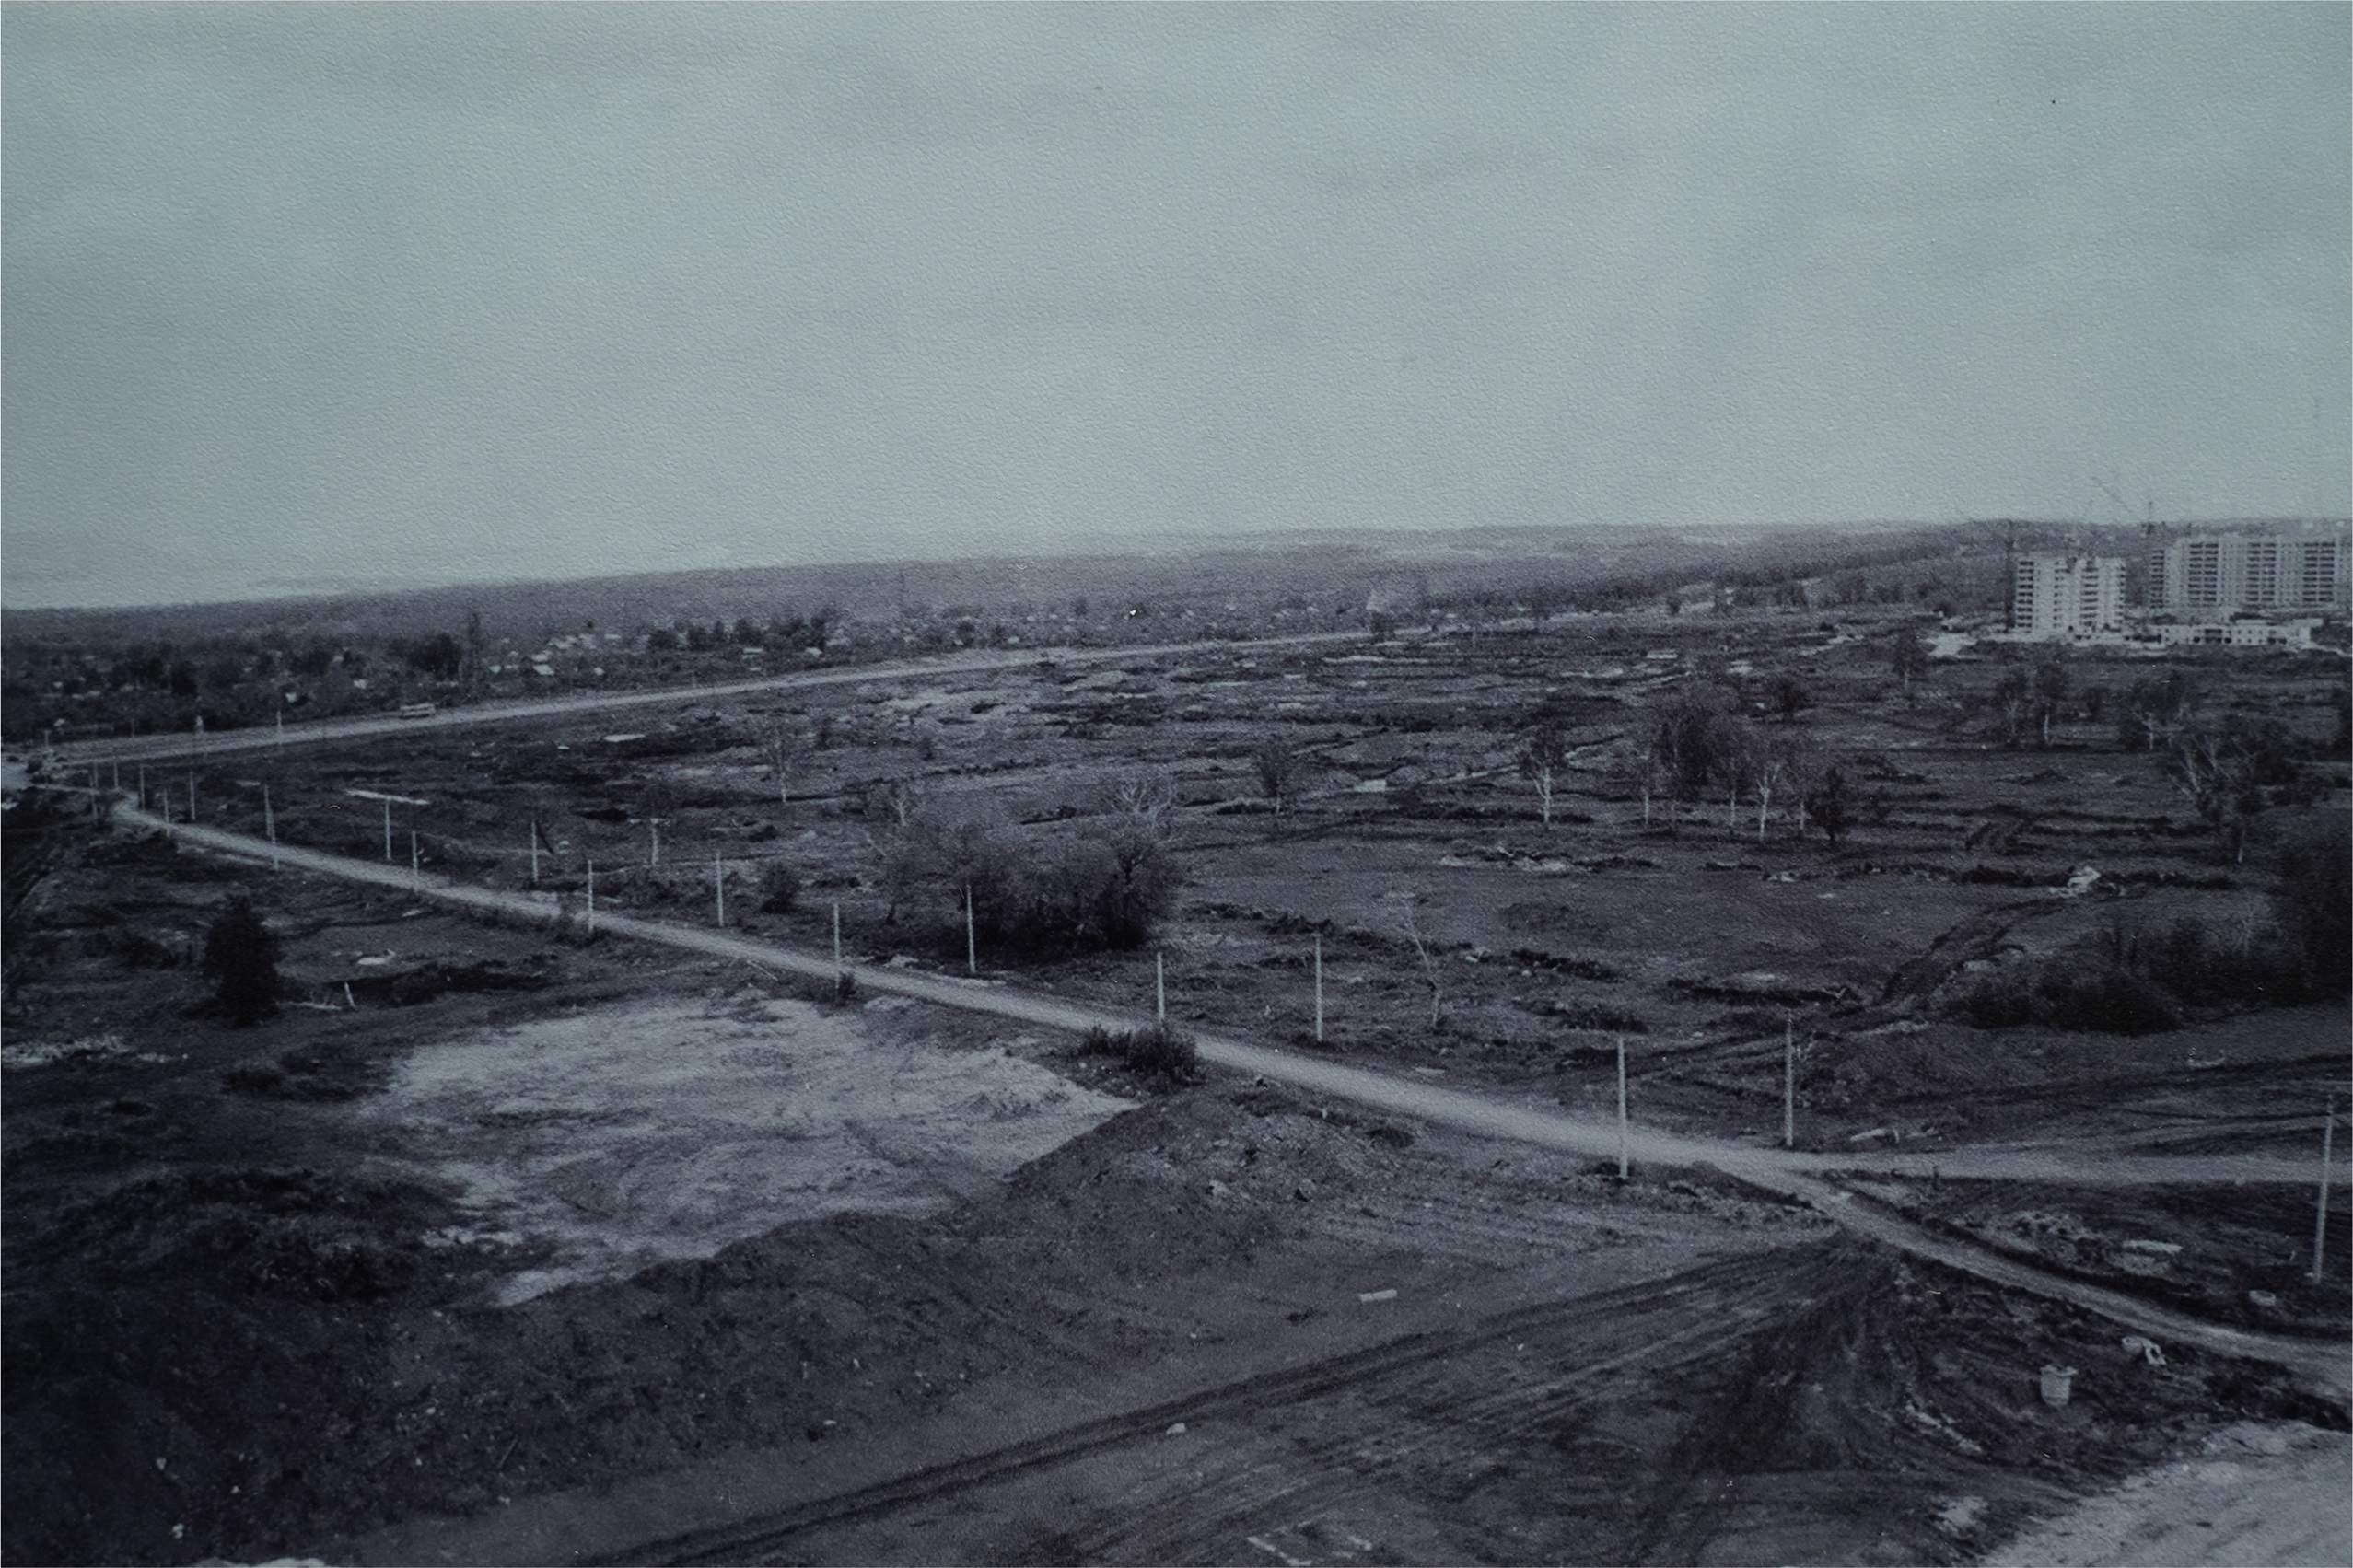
(626, 1250, 1812, 1568)
(124, 804, 2353, 1400)
(344, 1237, 2335, 1568)
(31, 630, 1366, 768)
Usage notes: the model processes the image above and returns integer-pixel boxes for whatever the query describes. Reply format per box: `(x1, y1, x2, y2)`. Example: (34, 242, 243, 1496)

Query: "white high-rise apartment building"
(2012, 554, 2124, 637)
(2149, 528, 2347, 616)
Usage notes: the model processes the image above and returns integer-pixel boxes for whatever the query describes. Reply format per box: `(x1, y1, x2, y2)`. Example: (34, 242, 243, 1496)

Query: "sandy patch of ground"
(1984, 1421, 2351, 1567)
(360, 994, 1134, 1303)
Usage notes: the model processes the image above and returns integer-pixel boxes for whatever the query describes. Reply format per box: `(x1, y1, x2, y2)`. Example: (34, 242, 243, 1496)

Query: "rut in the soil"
(644, 1240, 2333, 1567)
(632, 1249, 1796, 1566)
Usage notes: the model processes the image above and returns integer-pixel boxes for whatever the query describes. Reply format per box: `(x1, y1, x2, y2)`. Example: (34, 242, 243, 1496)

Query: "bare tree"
(1106, 769, 1177, 832)
(1524, 580, 1565, 628)
(1389, 890, 1446, 1029)
(871, 775, 928, 830)
(1889, 624, 1930, 702)
(1748, 733, 1816, 841)
(464, 609, 486, 693)
(758, 719, 800, 805)
(1516, 721, 1569, 830)
(2033, 656, 2071, 748)
(2163, 716, 2313, 864)
(1611, 733, 1667, 827)
(868, 777, 933, 923)
(1990, 669, 2035, 749)
(1465, 587, 1506, 651)
(1713, 724, 1759, 830)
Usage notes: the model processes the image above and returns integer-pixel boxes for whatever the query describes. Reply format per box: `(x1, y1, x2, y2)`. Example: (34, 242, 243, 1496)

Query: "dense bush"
(2272, 815, 2351, 995)
(1952, 833, 2350, 1032)
(1956, 960, 2182, 1034)
(881, 783, 1182, 960)
(2116, 670, 2197, 751)
(201, 897, 282, 1025)
(2108, 916, 2302, 1010)
(1547, 1000, 1648, 1034)
(1648, 692, 1738, 805)
(1079, 1022, 1199, 1083)
(757, 861, 799, 913)
(1252, 738, 1304, 813)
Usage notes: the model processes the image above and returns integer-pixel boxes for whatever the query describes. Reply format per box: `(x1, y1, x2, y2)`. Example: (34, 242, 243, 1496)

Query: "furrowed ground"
(5, 605, 2346, 1564)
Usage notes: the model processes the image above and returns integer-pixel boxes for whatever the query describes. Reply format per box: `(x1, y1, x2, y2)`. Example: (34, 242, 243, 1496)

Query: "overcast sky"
(4, 5, 2346, 609)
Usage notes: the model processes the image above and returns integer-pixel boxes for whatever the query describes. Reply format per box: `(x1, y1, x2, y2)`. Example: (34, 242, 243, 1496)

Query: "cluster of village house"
(2006, 524, 2348, 647)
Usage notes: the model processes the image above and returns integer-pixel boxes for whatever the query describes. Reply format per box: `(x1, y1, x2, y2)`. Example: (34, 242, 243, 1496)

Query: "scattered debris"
(1934, 1494, 1987, 1537)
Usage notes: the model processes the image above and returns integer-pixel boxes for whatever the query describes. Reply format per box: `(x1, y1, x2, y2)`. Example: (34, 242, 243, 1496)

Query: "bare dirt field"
(6, 607, 2347, 1565)
(1981, 1420, 2351, 1568)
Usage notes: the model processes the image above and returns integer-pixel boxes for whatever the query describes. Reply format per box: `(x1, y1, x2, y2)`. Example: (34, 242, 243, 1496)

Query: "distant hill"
(16, 516, 2333, 651)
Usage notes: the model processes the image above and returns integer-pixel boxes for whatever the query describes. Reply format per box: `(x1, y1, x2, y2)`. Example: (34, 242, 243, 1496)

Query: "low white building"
(2150, 618, 2321, 649)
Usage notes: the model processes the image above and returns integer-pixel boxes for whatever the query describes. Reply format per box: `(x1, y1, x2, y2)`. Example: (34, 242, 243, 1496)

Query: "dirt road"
(124, 805, 2353, 1398)
(29, 630, 1366, 768)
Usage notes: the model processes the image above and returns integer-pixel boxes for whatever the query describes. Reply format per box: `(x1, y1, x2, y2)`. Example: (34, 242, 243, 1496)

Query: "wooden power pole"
(1783, 1019, 1797, 1149)
(2314, 1098, 2339, 1284)
(1616, 1036, 1630, 1180)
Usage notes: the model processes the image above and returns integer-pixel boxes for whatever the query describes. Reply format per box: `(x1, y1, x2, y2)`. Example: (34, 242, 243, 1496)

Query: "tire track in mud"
(612, 1250, 1800, 1566)
(1086, 1298, 1783, 1567)
(119, 806, 2353, 1401)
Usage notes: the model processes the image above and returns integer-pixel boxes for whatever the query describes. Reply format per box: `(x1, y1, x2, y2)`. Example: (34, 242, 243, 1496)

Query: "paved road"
(125, 806, 2353, 1394)
(27, 630, 1368, 768)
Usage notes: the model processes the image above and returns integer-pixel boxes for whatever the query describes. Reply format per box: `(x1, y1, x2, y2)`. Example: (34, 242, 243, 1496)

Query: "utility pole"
(586, 860, 596, 938)
(1313, 932, 1324, 1043)
(714, 851, 726, 927)
(383, 800, 393, 862)
(1156, 950, 1167, 1024)
(832, 901, 844, 974)
(263, 784, 278, 868)
(410, 830, 421, 894)
(650, 819, 659, 868)
(2313, 1098, 2339, 1284)
(138, 766, 146, 812)
(965, 885, 977, 975)
(1616, 1035, 1630, 1180)
(1783, 1018, 1798, 1150)
(188, 772, 198, 822)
